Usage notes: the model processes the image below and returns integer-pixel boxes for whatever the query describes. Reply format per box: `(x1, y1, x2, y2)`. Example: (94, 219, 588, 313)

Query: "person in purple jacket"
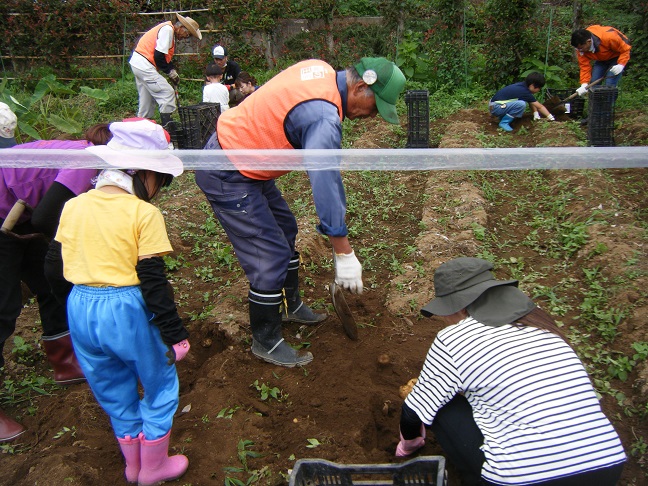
(0, 124, 111, 442)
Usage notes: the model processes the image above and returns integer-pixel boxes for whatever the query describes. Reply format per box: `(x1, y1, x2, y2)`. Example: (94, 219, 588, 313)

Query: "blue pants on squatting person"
(489, 100, 526, 132)
(196, 135, 324, 368)
(67, 285, 187, 485)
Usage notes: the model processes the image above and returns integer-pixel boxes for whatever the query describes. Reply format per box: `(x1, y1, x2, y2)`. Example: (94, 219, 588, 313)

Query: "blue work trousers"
(591, 57, 622, 87)
(67, 285, 179, 440)
(195, 170, 298, 291)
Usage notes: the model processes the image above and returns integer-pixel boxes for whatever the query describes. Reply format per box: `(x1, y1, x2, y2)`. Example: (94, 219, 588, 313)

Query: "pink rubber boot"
(117, 434, 141, 483)
(137, 431, 188, 486)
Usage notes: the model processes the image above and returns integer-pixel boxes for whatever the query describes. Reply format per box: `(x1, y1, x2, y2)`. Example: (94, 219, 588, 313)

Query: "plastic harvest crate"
(587, 86, 617, 147)
(289, 456, 447, 486)
(171, 102, 220, 149)
(546, 88, 585, 119)
(405, 90, 430, 148)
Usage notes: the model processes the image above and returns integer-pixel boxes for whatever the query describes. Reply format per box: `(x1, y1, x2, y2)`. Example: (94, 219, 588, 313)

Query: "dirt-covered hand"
(168, 69, 180, 86)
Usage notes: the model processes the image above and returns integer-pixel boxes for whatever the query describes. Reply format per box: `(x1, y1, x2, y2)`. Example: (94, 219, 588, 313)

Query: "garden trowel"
(330, 251, 359, 341)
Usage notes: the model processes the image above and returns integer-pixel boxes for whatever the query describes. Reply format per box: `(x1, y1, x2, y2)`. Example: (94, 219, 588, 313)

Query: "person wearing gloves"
(0, 122, 112, 442)
(196, 57, 406, 367)
(45, 120, 189, 485)
(489, 72, 554, 132)
(396, 257, 626, 486)
(211, 44, 241, 89)
(129, 13, 201, 126)
(571, 25, 631, 97)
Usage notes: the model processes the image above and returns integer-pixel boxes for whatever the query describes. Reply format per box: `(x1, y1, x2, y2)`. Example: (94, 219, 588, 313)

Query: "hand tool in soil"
(0, 199, 44, 240)
(330, 251, 359, 341)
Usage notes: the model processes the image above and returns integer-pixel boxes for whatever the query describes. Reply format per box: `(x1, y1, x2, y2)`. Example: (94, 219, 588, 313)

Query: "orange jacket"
(217, 60, 343, 180)
(577, 25, 631, 84)
(134, 21, 175, 68)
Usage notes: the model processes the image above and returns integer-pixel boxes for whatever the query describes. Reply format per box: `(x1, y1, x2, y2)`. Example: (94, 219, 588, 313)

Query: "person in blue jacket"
(488, 72, 555, 131)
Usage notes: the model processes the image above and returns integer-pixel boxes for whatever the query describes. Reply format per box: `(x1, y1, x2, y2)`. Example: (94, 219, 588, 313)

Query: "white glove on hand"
(168, 69, 179, 85)
(533, 111, 541, 121)
(335, 251, 363, 294)
(576, 83, 588, 97)
(609, 64, 624, 76)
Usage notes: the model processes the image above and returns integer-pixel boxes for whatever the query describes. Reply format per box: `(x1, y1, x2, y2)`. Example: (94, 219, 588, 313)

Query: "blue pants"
(591, 57, 622, 87)
(67, 285, 179, 440)
(489, 100, 527, 119)
(195, 169, 297, 290)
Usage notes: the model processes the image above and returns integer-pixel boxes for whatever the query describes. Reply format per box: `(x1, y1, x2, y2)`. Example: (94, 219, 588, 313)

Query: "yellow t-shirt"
(55, 189, 173, 287)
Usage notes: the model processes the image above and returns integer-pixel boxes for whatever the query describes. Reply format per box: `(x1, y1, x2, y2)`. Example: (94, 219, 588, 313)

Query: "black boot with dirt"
(249, 288, 313, 367)
(282, 252, 327, 325)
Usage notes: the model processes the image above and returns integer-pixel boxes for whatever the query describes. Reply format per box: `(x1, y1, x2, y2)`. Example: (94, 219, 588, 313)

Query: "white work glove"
(609, 64, 624, 76)
(168, 69, 179, 86)
(576, 83, 588, 97)
(533, 111, 541, 121)
(334, 251, 363, 294)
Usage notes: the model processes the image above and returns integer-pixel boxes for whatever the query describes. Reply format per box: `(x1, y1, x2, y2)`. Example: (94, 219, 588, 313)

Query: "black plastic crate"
(289, 456, 447, 486)
(405, 90, 429, 148)
(587, 86, 617, 147)
(174, 102, 220, 149)
(546, 88, 585, 119)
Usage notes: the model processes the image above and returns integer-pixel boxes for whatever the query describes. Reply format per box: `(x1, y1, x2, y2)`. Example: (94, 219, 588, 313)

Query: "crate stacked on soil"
(405, 90, 430, 148)
(546, 88, 585, 119)
(172, 102, 220, 149)
(289, 456, 447, 486)
(587, 86, 617, 147)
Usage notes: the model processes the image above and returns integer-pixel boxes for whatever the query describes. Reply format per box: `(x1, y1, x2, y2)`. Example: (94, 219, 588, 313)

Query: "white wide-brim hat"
(86, 120, 183, 176)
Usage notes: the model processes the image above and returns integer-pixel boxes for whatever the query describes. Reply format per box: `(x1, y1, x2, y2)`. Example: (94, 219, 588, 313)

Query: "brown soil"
(2, 107, 647, 486)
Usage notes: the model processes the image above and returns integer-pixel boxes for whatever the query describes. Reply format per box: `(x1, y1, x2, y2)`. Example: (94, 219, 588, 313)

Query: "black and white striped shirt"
(405, 317, 626, 485)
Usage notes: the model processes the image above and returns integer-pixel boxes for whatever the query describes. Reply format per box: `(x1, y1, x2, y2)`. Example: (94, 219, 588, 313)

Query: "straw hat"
(175, 13, 201, 40)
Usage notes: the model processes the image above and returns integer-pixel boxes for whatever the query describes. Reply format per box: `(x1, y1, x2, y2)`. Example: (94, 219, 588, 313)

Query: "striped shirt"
(405, 317, 626, 485)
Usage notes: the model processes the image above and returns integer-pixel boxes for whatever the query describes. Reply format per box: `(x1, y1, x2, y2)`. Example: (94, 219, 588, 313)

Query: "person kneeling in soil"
(45, 120, 190, 485)
(396, 257, 626, 486)
(489, 72, 554, 132)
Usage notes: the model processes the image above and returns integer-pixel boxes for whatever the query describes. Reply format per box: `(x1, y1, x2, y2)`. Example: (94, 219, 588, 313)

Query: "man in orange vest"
(129, 13, 201, 126)
(196, 58, 406, 368)
(571, 25, 631, 96)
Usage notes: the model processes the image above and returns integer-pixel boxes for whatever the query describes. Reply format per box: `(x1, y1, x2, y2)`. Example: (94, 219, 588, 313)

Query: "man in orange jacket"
(129, 13, 201, 126)
(571, 25, 631, 96)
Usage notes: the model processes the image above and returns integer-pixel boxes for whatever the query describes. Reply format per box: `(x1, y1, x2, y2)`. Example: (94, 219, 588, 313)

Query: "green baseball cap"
(354, 57, 406, 124)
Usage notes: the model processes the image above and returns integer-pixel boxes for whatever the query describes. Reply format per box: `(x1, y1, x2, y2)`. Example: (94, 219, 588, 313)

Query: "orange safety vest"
(134, 21, 175, 68)
(577, 25, 631, 84)
(217, 60, 343, 180)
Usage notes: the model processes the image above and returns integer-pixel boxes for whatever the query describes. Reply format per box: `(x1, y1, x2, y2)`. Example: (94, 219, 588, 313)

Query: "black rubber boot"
(160, 112, 173, 127)
(249, 288, 313, 367)
(282, 252, 327, 325)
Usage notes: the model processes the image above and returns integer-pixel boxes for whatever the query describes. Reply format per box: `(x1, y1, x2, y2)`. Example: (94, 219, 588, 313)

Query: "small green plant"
(223, 439, 265, 485)
(306, 438, 321, 448)
(11, 336, 34, 363)
(216, 406, 240, 419)
(53, 426, 76, 440)
(250, 380, 286, 402)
